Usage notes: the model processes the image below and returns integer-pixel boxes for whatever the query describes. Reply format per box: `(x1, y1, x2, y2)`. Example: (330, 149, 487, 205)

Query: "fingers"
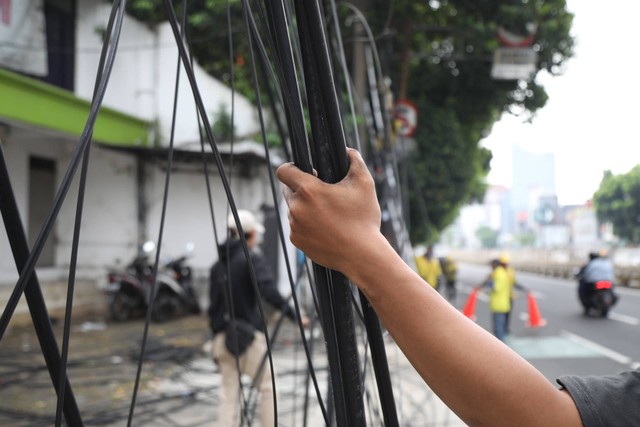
(278, 149, 366, 191)
(277, 162, 315, 192)
(346, 148, 366, 171)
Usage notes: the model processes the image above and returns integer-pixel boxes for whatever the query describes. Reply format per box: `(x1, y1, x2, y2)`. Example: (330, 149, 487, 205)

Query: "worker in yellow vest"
(481, 259, 511, 341)
(415, 246, 442, 290)
(499, 253, 523, 335)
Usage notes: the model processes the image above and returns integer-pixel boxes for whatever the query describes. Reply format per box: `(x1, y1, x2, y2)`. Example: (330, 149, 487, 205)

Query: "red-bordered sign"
(394, 99, 418, 137)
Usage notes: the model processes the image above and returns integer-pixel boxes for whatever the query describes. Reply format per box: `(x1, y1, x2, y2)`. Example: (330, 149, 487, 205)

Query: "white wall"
(75, 1, 157, 123)
(56, 146, 139, 270)
(0, 130, 138, 284)
(75, 0, 260, 147)
(144, 159, 275, 270)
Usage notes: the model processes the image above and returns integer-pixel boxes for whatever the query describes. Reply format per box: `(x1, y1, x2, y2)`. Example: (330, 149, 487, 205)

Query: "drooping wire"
(126, 3, 189, 425)
(327, 0, 362, 152)
(159, 2, 291, 426)
(243, 1, 330, 420)
(0, 0, 128, 340)
(53, 2, 131, 425)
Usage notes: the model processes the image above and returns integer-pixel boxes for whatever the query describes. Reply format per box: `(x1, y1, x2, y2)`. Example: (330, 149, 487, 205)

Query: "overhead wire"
(0, 0, 424, 424)
(0, 0, 127, 341)
(54, 2, 130, 425)
(243, 2, 330, 423)
(127, 2, 189, 425)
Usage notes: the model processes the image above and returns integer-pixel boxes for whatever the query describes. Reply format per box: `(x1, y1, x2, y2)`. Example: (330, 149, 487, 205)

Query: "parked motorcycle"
(104, 242, 200, 322)
(103, 241, 155, 321)
(151, 249, 201, 322)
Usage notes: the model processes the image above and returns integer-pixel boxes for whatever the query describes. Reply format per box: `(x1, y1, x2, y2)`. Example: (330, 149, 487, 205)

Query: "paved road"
(2, 263, 637, 426)
(457, 262, 640, 381)
(0, 313, 464, 426)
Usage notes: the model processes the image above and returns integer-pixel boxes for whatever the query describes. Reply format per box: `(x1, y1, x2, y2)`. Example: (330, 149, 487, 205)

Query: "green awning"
(0, 68, 150, 146)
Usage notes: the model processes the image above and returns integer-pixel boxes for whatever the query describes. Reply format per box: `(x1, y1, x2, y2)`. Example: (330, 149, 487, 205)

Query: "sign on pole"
(393, 99, 418, 137)
(491, 47, 537, 81)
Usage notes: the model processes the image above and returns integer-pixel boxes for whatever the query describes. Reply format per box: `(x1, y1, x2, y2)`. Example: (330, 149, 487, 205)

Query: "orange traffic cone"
(526, 291, 547, 328)
(462, 288, 478, 321)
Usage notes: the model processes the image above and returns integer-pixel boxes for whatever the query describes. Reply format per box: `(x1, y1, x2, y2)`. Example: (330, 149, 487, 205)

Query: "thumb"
(277, 162, 317, 191)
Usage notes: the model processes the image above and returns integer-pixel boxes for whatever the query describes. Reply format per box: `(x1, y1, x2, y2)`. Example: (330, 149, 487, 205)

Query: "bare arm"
(277, 149, 581, 427)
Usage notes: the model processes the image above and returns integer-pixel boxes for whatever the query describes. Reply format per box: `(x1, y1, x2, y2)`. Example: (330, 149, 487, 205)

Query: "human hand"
(277, 149, 382, 275)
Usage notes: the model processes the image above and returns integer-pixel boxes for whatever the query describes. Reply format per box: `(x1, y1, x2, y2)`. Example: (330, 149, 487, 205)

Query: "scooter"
(578, 279, 618, 317)
(151, 248, 201, 322)
(103, 241, 155, 321)
(104, 242, 200, 322)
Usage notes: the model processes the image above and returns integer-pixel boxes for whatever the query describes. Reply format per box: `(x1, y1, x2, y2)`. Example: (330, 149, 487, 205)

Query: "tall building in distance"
(509, 144, 556, 234)
(449, 144, 604, 251)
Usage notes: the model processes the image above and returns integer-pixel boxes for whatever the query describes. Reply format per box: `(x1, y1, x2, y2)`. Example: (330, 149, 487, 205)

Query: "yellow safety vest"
(415, 256, 442, 288)
(489, 266, 511, 313)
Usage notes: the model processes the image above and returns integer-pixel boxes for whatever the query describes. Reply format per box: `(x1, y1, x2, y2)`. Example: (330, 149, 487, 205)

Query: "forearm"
(345, 233, 580, 427)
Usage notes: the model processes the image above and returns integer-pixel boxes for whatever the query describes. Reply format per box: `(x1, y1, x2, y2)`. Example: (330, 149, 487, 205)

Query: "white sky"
(481, 0, 640, 206)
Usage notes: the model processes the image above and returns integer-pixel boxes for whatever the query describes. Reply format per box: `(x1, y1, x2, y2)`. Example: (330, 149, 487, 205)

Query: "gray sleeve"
(557, 370, 640, 427)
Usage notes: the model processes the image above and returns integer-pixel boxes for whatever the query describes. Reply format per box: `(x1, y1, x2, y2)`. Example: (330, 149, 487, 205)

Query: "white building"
(0, 0, 294, 319)
(452, 185, 509, 248)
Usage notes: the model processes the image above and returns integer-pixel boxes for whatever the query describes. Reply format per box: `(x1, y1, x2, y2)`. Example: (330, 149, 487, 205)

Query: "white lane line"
(608, 312, 640, 325)
(561, 330, 632, 365)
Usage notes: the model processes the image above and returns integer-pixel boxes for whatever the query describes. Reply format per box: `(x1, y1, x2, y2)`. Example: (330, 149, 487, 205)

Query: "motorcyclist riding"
(576, 250, 617, 316)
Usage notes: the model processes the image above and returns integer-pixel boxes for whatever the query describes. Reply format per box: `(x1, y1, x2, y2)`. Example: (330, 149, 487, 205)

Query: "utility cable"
(126, 2, 186, 423)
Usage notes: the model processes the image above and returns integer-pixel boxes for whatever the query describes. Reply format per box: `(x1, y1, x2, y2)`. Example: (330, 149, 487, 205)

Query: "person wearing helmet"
(208, 209, 308, 427)
(480, 259, 511, 341)
(577, 250, 616, 315)
(498, 253, 523, 335)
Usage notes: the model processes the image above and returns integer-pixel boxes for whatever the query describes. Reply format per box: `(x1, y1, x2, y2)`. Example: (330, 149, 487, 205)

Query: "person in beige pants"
(208, 210, 307, 426)
(212, 330, 273, 426)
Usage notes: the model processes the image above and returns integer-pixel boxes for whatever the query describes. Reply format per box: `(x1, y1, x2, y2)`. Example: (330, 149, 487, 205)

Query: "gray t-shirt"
(581, 258, 615, 283)
(557, 370, 640, 427)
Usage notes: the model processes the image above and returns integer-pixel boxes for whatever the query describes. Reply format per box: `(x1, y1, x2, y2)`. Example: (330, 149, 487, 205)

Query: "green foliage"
(210, 104, 235, 142)
(475, 226, 499, 249)
(515, 230, 537, 247)
(122, 0, 255, 99)
(366, 0, 573, 242)
(120, 0, 574, 244)
(593, 166, 640, 244)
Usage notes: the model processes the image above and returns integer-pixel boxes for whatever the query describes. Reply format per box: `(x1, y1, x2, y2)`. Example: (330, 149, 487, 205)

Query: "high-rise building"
(509, 144, 556, 233)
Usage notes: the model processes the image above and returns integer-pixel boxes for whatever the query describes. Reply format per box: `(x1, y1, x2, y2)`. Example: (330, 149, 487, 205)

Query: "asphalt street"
(457, 262, 640, 381)
(1, 263, 638, 426)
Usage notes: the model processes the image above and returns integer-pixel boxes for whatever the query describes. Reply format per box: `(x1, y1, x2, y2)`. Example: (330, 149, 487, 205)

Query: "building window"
(42, 0, 75, 90)
(28, 156, 56, 267)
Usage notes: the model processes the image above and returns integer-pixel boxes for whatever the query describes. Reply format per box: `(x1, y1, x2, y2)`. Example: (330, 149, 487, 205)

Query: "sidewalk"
(0, 314, 466, 426)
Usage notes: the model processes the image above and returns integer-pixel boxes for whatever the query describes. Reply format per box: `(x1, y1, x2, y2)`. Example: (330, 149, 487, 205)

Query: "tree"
(475, 226, 499, 249)
(121, 0, 574, 244)
(593, 166, 640, 244)
(370, 0, 574, 243)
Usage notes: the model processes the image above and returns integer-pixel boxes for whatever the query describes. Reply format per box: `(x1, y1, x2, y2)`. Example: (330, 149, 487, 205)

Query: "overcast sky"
(481, 0, 640, 206)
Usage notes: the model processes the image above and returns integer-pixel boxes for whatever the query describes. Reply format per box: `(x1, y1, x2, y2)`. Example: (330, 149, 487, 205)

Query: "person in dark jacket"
(208, 209, 305, 427)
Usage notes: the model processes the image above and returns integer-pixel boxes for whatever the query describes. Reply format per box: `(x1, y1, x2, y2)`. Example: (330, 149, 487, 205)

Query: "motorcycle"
(151, 249, 201, 322)
(103, 241, 155, 321)
(577, 278, 618, 317)
(104, 242, 200, 322)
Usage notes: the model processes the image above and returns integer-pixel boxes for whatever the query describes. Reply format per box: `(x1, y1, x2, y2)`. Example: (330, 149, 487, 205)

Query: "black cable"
(160, 4, 290, 427)
(0, 0, 128, 340)
(127, 2, 187, 424)
(243, 0, 330, 421)
(55, 2, 127, 423)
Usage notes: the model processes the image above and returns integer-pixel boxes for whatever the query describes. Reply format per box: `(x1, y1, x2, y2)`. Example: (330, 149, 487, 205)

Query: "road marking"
(608, 312, 640, 325)
(561, 330, 632, 365)
(506, 336, 601, 359)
